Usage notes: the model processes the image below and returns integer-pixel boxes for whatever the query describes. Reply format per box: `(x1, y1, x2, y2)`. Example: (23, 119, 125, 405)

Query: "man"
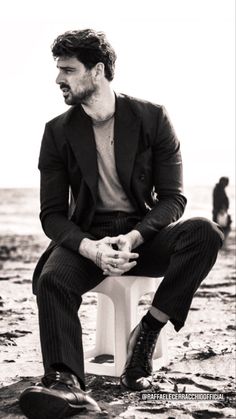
(213, 177, 232, 238)
(19, 29, 224, 419)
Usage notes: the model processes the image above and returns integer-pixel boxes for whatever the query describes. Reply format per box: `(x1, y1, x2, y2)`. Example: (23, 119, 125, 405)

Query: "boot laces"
(130, 329, 158, 372)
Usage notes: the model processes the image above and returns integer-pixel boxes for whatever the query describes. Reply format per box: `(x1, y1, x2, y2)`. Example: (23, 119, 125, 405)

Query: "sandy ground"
(0, 230, 235, 418)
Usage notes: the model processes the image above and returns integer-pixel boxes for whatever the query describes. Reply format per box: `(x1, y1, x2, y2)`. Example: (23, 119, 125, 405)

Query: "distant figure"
(213, 177, 232, 238)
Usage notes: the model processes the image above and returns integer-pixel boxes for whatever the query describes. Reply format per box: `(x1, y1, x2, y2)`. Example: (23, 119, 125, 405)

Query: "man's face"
(56, 56, 98, 105)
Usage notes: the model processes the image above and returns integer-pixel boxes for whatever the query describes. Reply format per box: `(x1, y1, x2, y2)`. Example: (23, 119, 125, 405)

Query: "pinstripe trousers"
(36, 215, 224, 389)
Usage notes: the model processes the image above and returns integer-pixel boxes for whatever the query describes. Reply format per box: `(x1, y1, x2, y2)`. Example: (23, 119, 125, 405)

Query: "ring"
(113, 263, 117, 268)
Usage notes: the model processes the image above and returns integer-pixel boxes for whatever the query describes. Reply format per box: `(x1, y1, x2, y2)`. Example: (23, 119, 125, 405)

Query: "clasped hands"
(79, 230, 144, 276)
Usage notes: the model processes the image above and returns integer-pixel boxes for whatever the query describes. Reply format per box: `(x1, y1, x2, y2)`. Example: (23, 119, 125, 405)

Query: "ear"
(94, 62, 105, 79)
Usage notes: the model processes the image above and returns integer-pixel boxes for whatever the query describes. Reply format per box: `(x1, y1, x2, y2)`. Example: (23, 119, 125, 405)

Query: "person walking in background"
(19, 29, 224, 419)
(213, 177, 232, 239)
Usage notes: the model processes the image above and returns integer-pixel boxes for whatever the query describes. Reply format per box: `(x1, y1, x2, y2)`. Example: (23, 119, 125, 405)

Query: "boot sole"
(120, 376, 152, 391)
(19, 387, 88, 419)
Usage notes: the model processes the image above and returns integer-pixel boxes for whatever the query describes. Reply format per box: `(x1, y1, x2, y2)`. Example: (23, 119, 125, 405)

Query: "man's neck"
(82, 85, 115, 122)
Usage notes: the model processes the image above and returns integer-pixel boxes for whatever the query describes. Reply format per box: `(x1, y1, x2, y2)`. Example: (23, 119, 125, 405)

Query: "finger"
(106, 251, 139, 260)
(120, 244, 131, 252)
(120, 251, 139, 259)
(107, 236, 121, 244)
(103, 257, 125, 266)
(103, 267, 125, 276)
(105, 260, 137, 274)
(106, 261, 122, 270)
(116, 261, 137, 271)
(98, 237, 113, 246)
(106, 256, 138, 268)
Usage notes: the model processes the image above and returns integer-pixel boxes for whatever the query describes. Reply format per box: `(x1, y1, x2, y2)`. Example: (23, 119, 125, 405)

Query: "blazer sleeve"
(134, 106, 187, 240)
(38, 123, 95, 252)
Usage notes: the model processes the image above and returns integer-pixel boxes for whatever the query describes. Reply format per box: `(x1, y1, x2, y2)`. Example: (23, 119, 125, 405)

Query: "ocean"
(0, 186, 235, 235)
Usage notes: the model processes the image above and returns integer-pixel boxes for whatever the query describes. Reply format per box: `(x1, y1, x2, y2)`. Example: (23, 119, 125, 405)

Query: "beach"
(0, 187, 235, 418)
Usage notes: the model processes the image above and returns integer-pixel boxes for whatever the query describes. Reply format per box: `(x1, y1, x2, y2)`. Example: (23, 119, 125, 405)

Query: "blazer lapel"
(64, 106, 98, 203)
(64, 95, 141, 206)
(114, 94, 141, 198)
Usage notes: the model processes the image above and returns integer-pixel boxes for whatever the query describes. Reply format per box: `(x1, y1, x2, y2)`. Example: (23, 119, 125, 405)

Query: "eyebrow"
(57, 65, 76, 70)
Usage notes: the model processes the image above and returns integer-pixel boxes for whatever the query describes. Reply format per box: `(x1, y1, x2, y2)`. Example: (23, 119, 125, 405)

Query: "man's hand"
(109, 230, 144, 252)
(79, 236, 139, 276)
(101, 230, 144, 275)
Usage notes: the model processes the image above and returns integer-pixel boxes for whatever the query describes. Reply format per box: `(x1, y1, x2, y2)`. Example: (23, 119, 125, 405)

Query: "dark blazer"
(32, 93, 186, 293)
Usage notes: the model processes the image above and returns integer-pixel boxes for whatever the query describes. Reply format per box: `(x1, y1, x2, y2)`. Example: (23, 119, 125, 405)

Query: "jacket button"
(139, 174, 145, 181)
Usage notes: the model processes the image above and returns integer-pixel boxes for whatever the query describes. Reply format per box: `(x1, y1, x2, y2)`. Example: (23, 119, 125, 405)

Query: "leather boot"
(120, 320, 160, 391)
(19, 371, 100, 419)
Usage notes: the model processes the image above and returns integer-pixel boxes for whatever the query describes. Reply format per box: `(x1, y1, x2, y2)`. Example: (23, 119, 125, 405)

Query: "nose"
(56, 71, 64, 85)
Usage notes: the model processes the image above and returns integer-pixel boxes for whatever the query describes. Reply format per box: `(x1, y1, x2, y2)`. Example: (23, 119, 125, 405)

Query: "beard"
(61, 82, 98, 106)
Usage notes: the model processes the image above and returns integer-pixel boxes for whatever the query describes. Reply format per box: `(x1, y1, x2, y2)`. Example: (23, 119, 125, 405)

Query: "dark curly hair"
(51, 29, 117, 81)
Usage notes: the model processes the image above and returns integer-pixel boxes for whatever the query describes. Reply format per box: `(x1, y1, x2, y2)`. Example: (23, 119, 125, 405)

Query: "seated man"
(19, 29, 224, 419)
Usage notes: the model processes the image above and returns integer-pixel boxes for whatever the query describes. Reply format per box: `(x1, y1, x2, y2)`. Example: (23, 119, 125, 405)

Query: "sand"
(0, 230, 235, 418)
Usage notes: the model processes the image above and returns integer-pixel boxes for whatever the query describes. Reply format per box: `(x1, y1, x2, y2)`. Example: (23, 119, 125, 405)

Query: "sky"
(0, 0, 235, 187)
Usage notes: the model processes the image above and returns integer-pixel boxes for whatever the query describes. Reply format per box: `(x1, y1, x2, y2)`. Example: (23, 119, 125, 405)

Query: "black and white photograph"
(0, 0, 235, 418)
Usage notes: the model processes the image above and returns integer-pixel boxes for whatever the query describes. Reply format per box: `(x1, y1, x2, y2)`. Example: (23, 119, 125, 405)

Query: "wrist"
(128, 230, 144, 249)
(78, 238, 93, 258)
